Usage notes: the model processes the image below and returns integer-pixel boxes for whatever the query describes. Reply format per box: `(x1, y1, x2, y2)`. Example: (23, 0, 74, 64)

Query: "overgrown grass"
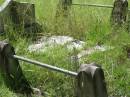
(0, 0, 130, 97)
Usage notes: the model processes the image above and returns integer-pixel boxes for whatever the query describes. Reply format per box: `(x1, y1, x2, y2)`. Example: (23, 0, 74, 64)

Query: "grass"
(0, 0, 130, 97)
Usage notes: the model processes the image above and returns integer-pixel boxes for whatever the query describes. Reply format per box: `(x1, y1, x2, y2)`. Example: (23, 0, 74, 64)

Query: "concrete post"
(0, 41, 32, 95)
(0, 16, 4, 34)
(1, 1, 42, 36)
(111, 0, 128, 26)
(56, 0, 72, 17)
(9, 1, 35, 31)
(128, 11, 130, 33)
(76, 63, 108, 97)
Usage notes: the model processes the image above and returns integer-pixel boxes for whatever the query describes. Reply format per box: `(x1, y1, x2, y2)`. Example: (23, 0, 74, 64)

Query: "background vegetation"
(0, 0, 130, 97)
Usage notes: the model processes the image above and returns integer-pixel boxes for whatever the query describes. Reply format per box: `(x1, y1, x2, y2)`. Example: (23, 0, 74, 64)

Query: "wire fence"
(72, 3, 130, 11)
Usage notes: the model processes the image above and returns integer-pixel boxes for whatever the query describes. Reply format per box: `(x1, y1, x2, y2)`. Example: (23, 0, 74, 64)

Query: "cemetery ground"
(0, 0, 130, 97)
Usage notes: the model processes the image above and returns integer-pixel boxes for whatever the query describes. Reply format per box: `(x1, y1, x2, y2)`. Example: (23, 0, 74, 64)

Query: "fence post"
(76, 63, 108, 97)
(110, 0, 128, 26)
(0, 41, 32, 95)
(9, 1, 36, 33)
(0, 16, 4, 34)
(56, 0, 72, 17)
(1, 1, 42, 36)
(128, 10, 130, 33)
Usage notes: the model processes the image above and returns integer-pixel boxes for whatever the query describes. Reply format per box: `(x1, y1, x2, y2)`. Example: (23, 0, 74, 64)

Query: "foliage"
(0, 0, 130, 97)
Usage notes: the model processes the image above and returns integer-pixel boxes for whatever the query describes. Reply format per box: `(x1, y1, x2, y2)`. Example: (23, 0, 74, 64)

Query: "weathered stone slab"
(28, 36, 85, 52)
(111, 0, 128, 26)
(76, 63, 108, 97)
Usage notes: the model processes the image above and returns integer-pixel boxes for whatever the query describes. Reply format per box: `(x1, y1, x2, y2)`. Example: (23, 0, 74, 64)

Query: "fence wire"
(72, 3, 130, 11)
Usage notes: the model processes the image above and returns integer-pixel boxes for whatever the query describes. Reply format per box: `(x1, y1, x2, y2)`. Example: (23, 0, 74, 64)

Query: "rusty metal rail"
(13, 55, 78, 77)
(72, 3, 130, 11)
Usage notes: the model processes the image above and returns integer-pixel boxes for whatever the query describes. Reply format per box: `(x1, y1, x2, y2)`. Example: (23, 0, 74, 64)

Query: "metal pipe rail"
(13, 55, 78, 77)
(72, 3, 130, 11)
